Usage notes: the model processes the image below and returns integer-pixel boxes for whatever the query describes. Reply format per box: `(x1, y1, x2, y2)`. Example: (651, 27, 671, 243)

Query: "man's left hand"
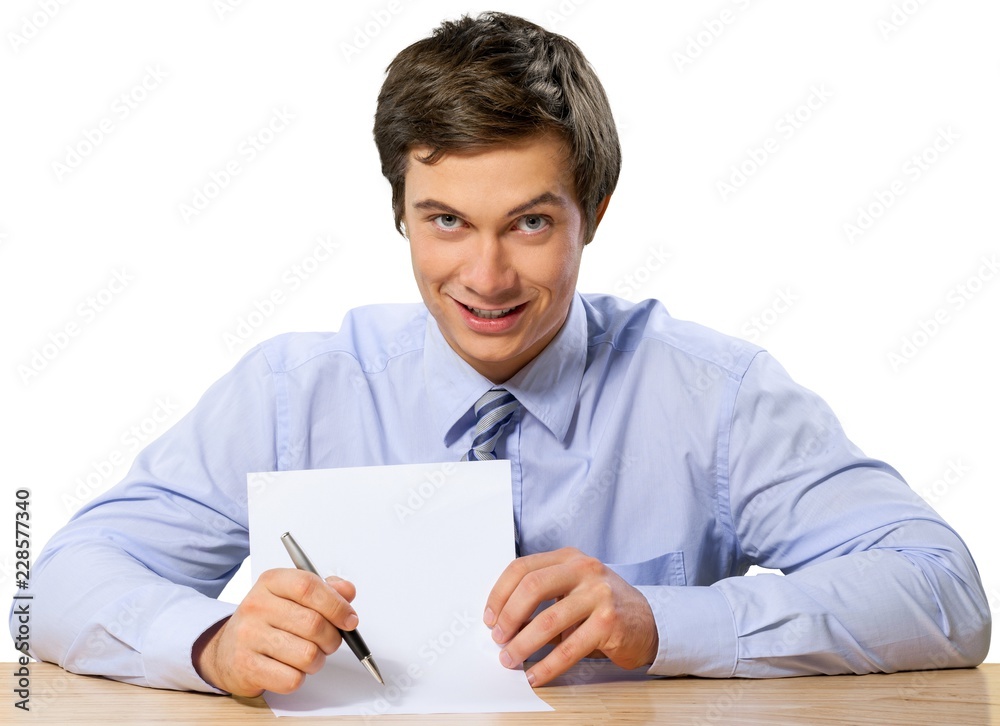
(483, 547, 658, 686)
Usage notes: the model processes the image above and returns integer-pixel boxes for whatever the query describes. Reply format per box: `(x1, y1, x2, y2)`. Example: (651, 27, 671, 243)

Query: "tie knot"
(464, 388, 519, 461)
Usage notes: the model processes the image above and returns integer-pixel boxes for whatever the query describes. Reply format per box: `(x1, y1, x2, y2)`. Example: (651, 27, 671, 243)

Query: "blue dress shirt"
(15, 293, 990, 692)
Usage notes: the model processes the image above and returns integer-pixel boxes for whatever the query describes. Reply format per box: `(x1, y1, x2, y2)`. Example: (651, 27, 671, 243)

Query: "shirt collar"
(424, 293, 588, 445)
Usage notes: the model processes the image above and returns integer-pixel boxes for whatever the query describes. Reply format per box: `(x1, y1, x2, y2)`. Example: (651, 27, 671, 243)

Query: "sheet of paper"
(247, 461, 553, 717)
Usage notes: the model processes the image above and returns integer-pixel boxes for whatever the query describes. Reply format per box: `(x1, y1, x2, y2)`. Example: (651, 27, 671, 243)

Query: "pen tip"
(363, 656, 385, 685)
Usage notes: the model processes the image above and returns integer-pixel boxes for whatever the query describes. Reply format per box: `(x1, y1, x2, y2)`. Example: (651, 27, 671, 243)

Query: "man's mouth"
(464, 304, 522, 319)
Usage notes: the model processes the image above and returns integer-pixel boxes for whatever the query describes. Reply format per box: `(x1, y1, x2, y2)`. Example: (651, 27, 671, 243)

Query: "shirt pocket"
(606, 551, 687, 587)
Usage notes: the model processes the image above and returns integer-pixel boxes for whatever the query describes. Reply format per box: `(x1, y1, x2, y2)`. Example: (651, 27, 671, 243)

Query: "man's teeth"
(467, 305, 518, 319)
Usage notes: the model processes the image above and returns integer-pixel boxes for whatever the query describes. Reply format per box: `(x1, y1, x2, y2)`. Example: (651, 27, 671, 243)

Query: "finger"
(325, 576, 357, 604)
(261, 568, 359, 631)
(264, 597, 344, 655)
(225, 597, 340, 668)
(523, 618, 604, 687)
(213, 619, 320, 697)
(546, 628, 605, 658)
(484, 548, 580, 627)
(239, 650, 312, 696)
(254, 624, 330, 676)
(498, 597, 591, 670)
(491, 562, 584, 645)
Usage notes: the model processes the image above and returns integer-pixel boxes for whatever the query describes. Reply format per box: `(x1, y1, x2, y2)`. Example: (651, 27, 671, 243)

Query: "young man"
(14, 12, 990, 697)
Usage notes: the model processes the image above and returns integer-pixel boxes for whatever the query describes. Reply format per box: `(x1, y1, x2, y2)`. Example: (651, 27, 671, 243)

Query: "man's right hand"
(192, 567, 358, 697)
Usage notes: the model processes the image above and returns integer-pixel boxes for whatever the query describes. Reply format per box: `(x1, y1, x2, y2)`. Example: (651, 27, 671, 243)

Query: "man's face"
(403, 134, 592, 383)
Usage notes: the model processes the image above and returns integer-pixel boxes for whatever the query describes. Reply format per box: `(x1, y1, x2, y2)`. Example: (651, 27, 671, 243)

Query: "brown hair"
(373, 11, 620, 245)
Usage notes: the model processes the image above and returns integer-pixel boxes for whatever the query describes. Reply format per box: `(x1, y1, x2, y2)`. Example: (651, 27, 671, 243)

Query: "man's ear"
(594, 194, 612, 229)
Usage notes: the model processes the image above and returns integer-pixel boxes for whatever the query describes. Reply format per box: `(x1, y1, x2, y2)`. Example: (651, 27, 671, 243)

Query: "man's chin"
(448, 335, 529, 380)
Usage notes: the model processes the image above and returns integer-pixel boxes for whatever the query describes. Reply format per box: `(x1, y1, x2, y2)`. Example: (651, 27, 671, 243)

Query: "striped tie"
(463, 388, 519, 461)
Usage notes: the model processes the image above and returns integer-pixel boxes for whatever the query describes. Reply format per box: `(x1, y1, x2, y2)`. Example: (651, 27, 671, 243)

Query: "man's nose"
(459, 234, 517, 299)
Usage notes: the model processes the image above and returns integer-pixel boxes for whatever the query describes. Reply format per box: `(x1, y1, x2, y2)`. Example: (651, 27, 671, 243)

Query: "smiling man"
(14, 11, 989, 698)
(404, 134, 602, 383)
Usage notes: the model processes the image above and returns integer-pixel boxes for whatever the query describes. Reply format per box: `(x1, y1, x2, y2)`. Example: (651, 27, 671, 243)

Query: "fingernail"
(492, 625, 504, 643)
(526, 670, 536, 687)
(344, 613, 358, 630)
(483, 607, 494, 626)
(499, 650, 513, 668)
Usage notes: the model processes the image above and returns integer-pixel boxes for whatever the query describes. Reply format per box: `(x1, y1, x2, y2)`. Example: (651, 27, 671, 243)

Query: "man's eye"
(434, 214, 462, 229)
(516, 215, 549, 232)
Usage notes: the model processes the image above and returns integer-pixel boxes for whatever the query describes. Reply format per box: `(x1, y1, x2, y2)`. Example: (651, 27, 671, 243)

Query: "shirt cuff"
(141, 591, 238, 693)
(636, 585, 738, 678)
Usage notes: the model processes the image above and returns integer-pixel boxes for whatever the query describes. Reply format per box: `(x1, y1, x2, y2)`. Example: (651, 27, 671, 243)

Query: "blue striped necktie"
(463, 388, 519, 462)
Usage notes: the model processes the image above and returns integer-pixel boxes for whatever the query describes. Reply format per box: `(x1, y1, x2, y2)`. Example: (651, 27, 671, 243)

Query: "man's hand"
(192, 568, 358, 697)
(483, 547, 658, 687)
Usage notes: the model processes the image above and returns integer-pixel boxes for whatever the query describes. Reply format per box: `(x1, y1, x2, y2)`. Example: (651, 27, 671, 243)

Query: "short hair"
(373, 11, 620, 245)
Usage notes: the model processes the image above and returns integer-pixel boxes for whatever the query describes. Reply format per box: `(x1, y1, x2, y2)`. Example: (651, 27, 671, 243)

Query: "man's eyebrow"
(412, 198, 466, 218)
(505, 192, 568, 217)
(411, 191, 569, 219)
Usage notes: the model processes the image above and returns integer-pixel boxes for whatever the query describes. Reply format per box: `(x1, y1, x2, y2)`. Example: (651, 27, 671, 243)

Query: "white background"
(2, 0, 997, 667)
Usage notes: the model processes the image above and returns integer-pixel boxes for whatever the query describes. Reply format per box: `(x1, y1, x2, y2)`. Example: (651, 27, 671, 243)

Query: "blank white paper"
(247, 461, 553, 717)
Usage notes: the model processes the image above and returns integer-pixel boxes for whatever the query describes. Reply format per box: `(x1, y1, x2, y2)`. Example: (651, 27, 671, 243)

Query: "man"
(12, 12, 990, 697)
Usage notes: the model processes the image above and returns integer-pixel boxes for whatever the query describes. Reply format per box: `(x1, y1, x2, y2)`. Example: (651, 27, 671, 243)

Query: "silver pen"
(281, 531, 384, 685)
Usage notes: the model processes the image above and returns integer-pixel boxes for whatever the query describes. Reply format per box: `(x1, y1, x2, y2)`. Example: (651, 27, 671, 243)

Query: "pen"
(280, 531, 385, 685)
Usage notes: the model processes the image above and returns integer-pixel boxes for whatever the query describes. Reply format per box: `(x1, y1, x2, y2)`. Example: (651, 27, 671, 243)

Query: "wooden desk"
(4, 662, 997, 724)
